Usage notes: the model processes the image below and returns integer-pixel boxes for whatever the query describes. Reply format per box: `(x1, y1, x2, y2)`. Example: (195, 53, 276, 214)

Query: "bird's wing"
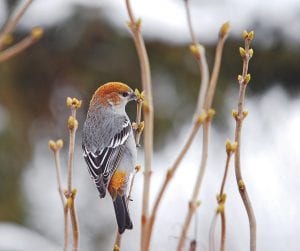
(83, 119, 132, 197)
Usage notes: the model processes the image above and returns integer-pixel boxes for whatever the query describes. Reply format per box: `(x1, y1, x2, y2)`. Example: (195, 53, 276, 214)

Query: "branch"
(220, 140, 236, 196)
(209, 211, 218, 251)
(67, 111, 76, 194)
(233, 30, 256, 251)
(176, 9, 230, 251)
(0, 0, 33, 50)
(69, 189, 79, 251)
(49, 139, 69, 251)
(145, 112, 206, 249)
(220, 210, 226, 251)
(0, 27, 43, 63)
(63, 204, 69, 251)
(184, 0, 209, 115)
(133, 89, 144, 146)
(144, 0, 217, 248)
(66, 97, 82, 251)
(204, 22, 230, 110)
(124, 1, 154, 250)
(49, 140, 65, 207)
(209, 140, 236, 251)
(177, 119, 212, 251)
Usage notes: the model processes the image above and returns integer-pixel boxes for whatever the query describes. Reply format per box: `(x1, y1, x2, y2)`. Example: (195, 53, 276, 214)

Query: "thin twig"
(209, 208, 227, 251)
(64, 204, 69, 251)
(51, 141, 65, 209)
(0, 28, 43, 63)
(209, 140, 236, 251)
(233, 31, 256, 251)
(144, 0, 215, 248)
(55, 146, 69, 251)
(49, 139, 68, 251)
(0, 0, 33, 50)
(66, 98, 82, 251)
(220, 210, 226, 251)
(177, 121, 211, 251)
(50, 98, 81, 251)
(67, 108, 76, 194)
(134, 92, 144, 146)
(217, 151, 231, 251)
(176, 9, 230, 251)
(184, 0, 209, 115)
(70, 190, 79, 251)
(124, 1, 153, 250)
(204, 22, 230, 110)
(209, 212, 218, 251)
(219, 152, 232, 197)
(146, 113, 210, 249)
(184, 0, 197, 47)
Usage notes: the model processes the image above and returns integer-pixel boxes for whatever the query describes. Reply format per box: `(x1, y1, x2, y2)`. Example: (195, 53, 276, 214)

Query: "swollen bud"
(242, 30, 249, 40)
(56, 139, 63, 150)
(207, 108, 216, 120)
(189, 44, 200, 59)
(48, 140, 56, 151)
(232, 110, 238, 119)
(31, 27, 43, 40)
(249, 48, 254, 58)
(219, 21, 230, 38)
(239, 47, 246, 58)
(68, 116, 78, 130)
(245, 74, 251, 84)
(248, 31, 255, 40)
(196, 111, 207, 124)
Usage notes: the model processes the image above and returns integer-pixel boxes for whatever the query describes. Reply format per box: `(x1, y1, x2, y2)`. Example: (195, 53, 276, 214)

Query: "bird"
(82, 82, 137, 234)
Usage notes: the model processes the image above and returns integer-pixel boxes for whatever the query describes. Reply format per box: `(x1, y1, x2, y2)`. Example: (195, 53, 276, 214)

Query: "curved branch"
(124, 1, 153, 250)
(234, 31, 256, 251)
(0, 0, 33, 50)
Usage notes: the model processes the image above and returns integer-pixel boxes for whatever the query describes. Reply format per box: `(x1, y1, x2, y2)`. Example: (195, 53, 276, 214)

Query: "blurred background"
(0, 0, 300, 250)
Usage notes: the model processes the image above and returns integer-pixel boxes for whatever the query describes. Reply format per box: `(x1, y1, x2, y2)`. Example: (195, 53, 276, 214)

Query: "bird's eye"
(122, 92, 129, 97)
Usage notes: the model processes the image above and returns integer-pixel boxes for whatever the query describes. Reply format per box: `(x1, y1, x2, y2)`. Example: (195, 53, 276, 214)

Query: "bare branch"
(49, 139, 69, 251)
(177, 121, 211, 251)
(0, 0, 33, 50)
(204, 22, 230, 110)
(70, 189, 79, 251)
(124, 1, 154, 250)
(220, 211, 226, 251)
(133, 89, 144, 146)
(64, 204, 69, 251)
(144, 0, 217, 248)
(0, 27, 43, 63)
(176, 18, 229, 250)
(234, 30, 256, 251)
(209, 212, 218, 251)
(65, 97, 82, 251)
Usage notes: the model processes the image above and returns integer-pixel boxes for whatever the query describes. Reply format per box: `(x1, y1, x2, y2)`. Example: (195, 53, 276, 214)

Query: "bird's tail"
(113, 194, 133, 234)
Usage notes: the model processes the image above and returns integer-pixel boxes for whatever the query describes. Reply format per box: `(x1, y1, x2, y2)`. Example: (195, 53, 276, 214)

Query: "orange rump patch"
(108, 170, 127, 195)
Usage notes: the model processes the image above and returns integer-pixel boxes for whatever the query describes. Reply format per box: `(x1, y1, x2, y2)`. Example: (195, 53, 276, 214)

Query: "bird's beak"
(129, 91, 137, 101)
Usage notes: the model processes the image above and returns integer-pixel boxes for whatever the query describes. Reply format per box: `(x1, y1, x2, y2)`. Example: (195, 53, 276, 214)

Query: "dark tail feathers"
(113, 194, 133, 234)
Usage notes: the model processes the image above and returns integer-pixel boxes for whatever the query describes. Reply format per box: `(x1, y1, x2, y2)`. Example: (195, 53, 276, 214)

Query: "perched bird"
(82, 82, 137, 234)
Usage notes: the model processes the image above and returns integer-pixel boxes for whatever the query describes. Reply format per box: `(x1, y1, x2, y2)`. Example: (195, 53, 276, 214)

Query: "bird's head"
(90, 82, 136, 113)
